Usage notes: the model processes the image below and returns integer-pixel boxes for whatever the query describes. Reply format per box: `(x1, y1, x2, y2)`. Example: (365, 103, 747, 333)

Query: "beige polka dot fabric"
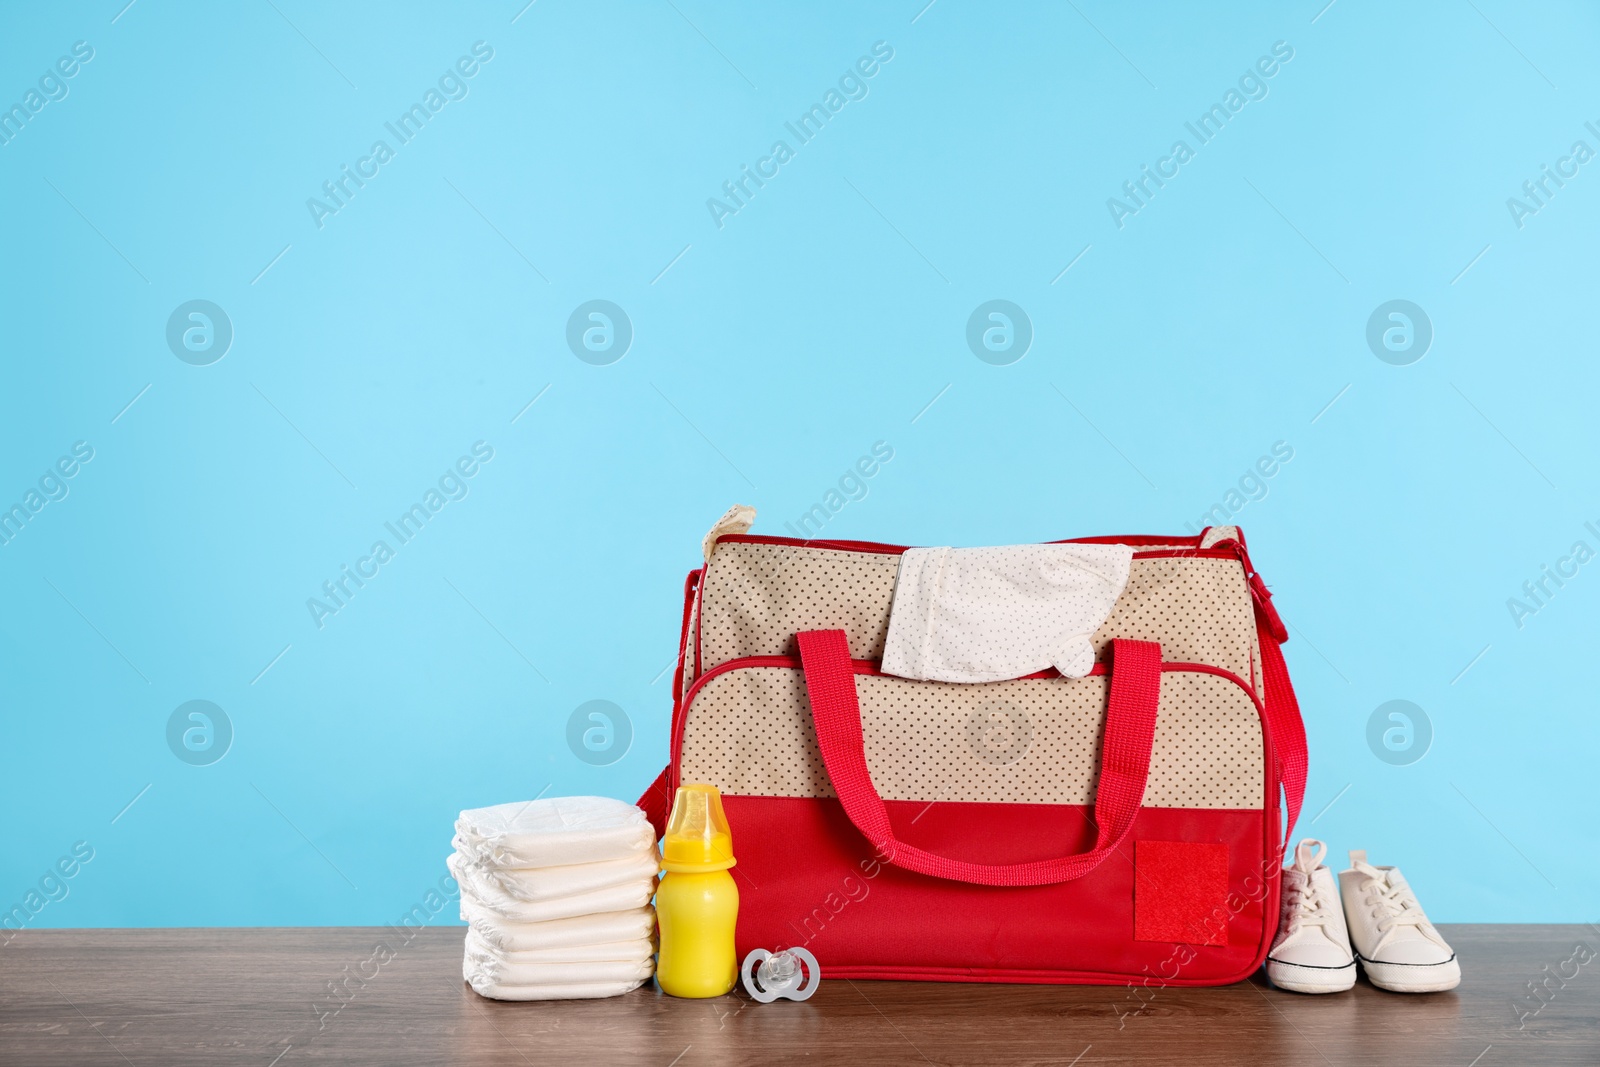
(696, 542, 1257, 683)
(678, 666, 1264, 809)
(1098, 557, 1256, 680)
(698, 544, 901, 665)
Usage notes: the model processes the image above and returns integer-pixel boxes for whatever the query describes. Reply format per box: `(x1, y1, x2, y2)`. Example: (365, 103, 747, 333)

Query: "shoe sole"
(1265, 958, 1356, 994)
(1356, 954, 1461, 993)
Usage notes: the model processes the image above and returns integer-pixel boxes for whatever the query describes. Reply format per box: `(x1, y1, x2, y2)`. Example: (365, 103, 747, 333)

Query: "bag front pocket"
(675, 656, 1267, 812)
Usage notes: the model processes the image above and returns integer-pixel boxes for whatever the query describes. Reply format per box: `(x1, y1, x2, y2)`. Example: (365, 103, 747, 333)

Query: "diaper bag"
(637, 508, 1308, 986)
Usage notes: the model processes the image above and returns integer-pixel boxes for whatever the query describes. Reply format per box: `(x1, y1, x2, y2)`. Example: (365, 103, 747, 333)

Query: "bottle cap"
(661, 783, 736, 872)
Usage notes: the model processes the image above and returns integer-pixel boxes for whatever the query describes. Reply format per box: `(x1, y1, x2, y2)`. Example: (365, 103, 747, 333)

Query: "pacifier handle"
(740, 947, 821, 1002)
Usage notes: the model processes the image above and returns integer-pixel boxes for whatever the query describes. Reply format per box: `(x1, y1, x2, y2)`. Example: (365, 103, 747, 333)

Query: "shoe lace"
(1285, 839, 1330, 932)
(1287, 880, 1330, 929)
(1353, 860, 1429, 950)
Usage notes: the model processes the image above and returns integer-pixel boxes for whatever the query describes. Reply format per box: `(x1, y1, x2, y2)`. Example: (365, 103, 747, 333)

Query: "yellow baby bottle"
(655, 783, 739, 998)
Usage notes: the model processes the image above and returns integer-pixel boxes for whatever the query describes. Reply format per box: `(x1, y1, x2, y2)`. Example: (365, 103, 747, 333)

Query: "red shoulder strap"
(1257, 618, 1307, 853)
(636, 765, 670, 839)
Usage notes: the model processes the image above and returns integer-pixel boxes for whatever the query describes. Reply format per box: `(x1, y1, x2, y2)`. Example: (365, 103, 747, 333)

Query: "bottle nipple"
(661, 783, 736, 873)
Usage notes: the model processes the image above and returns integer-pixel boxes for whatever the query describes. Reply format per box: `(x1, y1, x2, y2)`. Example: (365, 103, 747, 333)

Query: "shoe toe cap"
(1360, 954, 1461, 992)
(1271, 939, 1353, 970)
(1370, 940, 1454, 966)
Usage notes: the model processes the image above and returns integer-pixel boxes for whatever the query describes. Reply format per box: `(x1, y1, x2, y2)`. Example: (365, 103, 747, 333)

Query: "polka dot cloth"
(677, 666, 1264, 809)
(696, 544, 1258, 685)
(881, 545, 1134, 683)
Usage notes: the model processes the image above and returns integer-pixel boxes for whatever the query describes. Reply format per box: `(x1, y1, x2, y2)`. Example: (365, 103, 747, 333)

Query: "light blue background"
(2, 0, 1595, 930)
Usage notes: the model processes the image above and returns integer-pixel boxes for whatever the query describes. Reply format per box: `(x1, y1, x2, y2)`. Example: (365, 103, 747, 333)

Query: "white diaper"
(454, 797, 655, 869)
(466, 956, 653, 985)
(881, 543, 1133, 682)
(450, 853, 654, 923)
(449, 847, 658, 902)
(464, 927, 652, 965)
(463, 976, 652, 1001)
(461, 902, 656, 953)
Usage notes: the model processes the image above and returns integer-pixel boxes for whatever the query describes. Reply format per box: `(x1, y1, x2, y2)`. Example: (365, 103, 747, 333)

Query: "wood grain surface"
(1, 925, 1595, 1065)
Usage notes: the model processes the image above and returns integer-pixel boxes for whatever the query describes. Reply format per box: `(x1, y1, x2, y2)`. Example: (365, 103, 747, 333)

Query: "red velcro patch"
(1133, 840, 1230, 946)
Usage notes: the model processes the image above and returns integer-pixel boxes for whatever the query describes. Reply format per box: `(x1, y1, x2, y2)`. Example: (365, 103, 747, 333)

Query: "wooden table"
(1, 925, 1594, 1065)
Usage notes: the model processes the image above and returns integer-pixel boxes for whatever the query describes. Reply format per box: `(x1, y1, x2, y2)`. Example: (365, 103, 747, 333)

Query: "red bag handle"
(795, 630, 1163, 888)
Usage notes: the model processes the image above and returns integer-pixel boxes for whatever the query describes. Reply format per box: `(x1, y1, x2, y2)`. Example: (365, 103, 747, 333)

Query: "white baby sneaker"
(1265, 839, 1356, 993)
(1338, 849, 1461, 993)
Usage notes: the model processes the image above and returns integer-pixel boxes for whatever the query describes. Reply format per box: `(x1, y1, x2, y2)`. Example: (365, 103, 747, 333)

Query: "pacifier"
(740, 947, 821, 1002)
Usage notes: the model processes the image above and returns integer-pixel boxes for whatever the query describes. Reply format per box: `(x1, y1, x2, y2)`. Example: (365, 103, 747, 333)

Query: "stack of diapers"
(452, 796, 659, 1001)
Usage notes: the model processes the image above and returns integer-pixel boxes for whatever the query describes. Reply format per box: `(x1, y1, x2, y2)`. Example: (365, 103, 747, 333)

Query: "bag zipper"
(716, 533, 1241, 561)
(1199, 532, 1289, 643)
